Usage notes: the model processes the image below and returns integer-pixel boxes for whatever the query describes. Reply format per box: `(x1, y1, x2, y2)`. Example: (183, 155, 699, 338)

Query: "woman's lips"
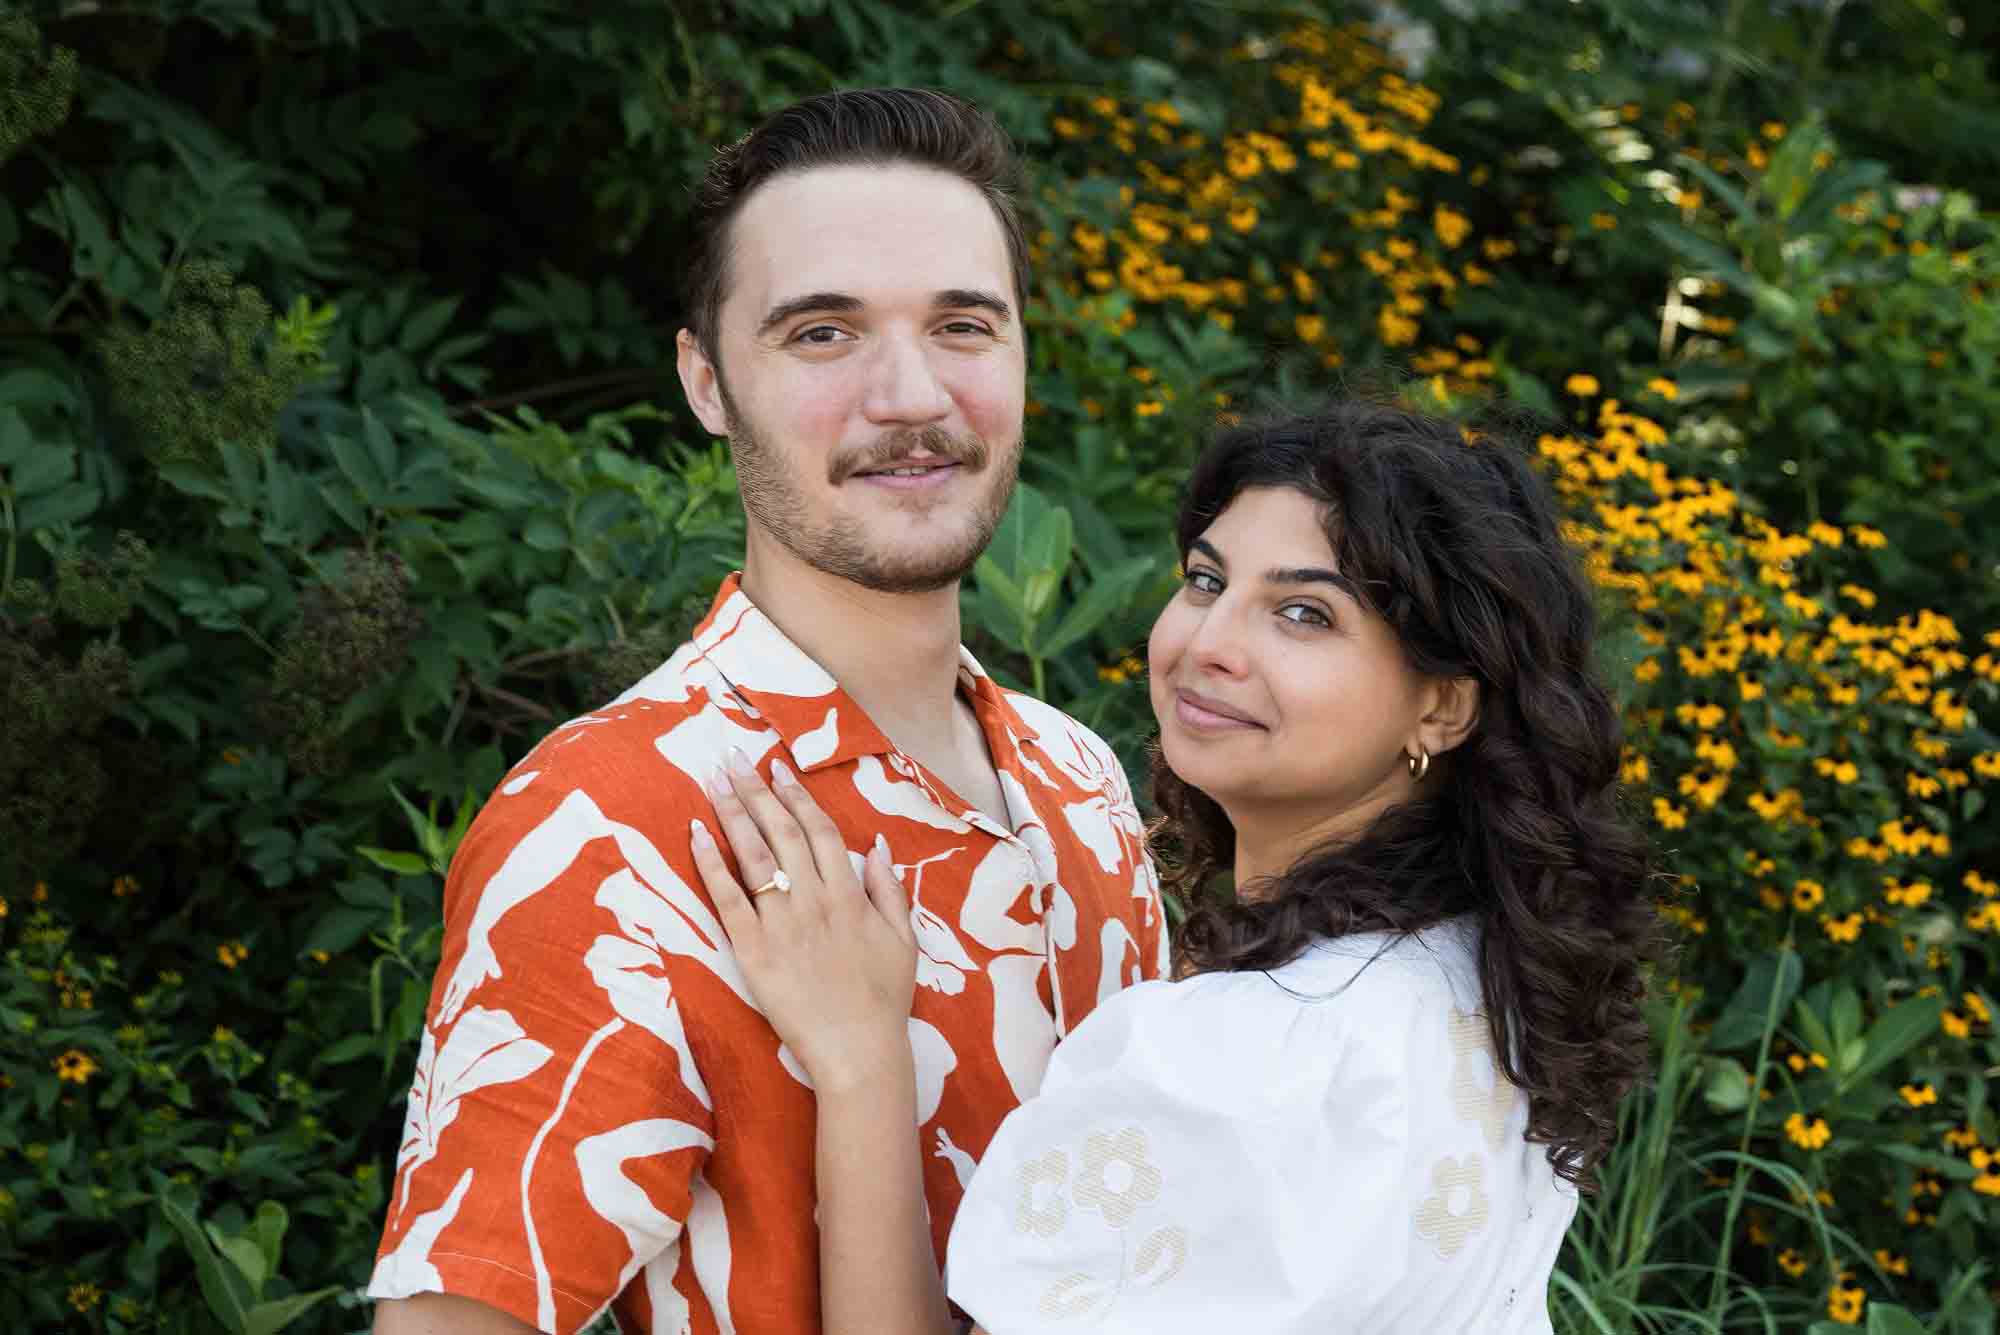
(1173, 688, 1264, 732)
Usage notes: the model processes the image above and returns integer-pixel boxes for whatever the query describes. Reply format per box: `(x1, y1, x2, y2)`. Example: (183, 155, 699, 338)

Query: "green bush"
(3, 2, 1998, 1331)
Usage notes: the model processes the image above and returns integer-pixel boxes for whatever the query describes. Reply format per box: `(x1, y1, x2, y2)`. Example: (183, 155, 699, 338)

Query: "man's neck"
(739, 543, 968, 753)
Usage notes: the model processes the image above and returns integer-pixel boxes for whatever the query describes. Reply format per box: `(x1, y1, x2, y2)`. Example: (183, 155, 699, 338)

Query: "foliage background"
(1, 0, 1996, 1331)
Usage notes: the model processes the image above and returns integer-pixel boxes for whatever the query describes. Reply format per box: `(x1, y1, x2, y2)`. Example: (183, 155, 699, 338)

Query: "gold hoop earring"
(1407, 747, 1431, 782)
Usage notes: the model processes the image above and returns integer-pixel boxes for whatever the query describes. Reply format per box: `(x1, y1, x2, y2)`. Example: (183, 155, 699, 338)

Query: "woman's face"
(1147, 485, 1435, 835)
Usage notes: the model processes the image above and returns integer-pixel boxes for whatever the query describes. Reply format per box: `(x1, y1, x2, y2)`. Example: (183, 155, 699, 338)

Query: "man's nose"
(862, 333, 952, 425)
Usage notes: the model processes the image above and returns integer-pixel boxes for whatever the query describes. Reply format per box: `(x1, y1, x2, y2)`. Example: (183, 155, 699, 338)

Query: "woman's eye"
(1183, 569, 1223, 596)
(1279, 603, 1332, 628)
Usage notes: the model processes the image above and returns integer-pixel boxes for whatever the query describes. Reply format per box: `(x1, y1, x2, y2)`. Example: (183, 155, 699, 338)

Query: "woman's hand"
(690, 747, 918, 1091)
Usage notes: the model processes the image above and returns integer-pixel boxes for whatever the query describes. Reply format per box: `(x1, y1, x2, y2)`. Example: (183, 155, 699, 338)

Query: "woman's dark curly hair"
(1156, 398, 1667, 1190)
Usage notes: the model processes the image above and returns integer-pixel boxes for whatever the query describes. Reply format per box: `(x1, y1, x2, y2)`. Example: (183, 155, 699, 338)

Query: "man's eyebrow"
(757, 292, 863, 338)
(757, 289, 1014, 339)
(935, 288, 1014, 324)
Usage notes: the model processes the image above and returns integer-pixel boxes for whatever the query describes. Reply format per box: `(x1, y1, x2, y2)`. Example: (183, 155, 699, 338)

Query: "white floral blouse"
(945, 918, 1578, 1334)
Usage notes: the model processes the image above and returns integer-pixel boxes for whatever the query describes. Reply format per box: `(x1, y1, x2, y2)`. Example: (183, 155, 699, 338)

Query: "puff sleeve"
(944, 969, 1421, 1334)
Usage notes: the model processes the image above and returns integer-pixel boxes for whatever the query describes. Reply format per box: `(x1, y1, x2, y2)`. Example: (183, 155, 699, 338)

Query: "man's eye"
(796, 326, 848, 344)
(940, 320, 991, 336)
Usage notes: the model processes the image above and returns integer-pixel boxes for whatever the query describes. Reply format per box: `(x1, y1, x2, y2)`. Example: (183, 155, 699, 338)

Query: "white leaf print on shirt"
(653, 701, 777, 792)
(575, 1118, 715, 1301)
(584, 926, 712, 1108)
(852, 754, 973, 832)
(960, 841, 1042, 953)
(614, 640, 703, 706)
(643, 1244, 695, 1335)
(594, 866, 757, 1010)
(369, 1167, 474, 1296)
(394, 1008, 552, 1219)
(988, 952, 1058, 1101)
(694, 590, 837, 697)
(791, 706, 841, 768)
(441, 788, 748, 1025)
(1095, 918, 1140, 1004)
(687, 1170, 738, 1335)
(909, 1017, 958, 1125)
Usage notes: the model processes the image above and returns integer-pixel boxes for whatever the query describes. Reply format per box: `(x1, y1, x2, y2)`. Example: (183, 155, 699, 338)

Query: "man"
(368, 88, 1167, 1334)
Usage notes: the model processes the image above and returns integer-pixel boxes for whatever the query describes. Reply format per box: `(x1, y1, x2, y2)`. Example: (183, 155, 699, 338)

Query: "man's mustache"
(830, 426, 990, 483)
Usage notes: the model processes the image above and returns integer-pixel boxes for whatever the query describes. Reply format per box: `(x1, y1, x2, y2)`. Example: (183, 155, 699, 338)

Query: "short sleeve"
(367, 757, 719, 1333)
(945, 972, 1417, 1334)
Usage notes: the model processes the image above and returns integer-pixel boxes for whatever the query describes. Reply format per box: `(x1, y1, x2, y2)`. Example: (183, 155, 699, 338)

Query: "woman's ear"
(1417, 675, 1481, 758)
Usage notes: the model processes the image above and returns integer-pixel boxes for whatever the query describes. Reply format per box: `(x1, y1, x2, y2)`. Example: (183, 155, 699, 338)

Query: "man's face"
(678, 163, 1027, 593)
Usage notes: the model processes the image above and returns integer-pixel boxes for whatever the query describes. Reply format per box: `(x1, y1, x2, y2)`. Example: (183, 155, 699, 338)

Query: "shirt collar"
(689, 573, 1040, 774)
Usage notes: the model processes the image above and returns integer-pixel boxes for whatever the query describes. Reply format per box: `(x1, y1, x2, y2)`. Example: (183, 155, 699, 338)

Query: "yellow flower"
(1784, 1112, 1832, 1151)
(1651, 797, 1688, 830)
(1966, 870, 1997, 898)
(1850, 525, 1888, 548)
(1226, 204, 1259, 233)
(1590, 211, 1618, 230)
(1820, 912, 1863, 943)
(1644, 377, 1679, 400)
(218, 940, 250, 969)
(1134, 400, 1164, 418)
(1791, 879, 1825, 912)
(1882, 878, 1932, 908)
(1634, 658, 1661, 683)
(1777, 1248, 1808, 1277)
(1825, 1276, 1865, 1326)
(54, 1049, 99, 1084)
(1898, 1083, 1937, 1107)
(1940, 1010, 1970, 1040)
(1294, 314, 1325, 344)
(1432, 205, 1471, 248)
(68, 1283, 103, 1314)
(1565, 373, 1600, 397)
(111, 875, 140, 898)
(1966, 992, 1992, 1024)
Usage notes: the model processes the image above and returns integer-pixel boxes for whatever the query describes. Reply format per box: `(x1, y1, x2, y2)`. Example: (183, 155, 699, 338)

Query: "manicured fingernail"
(772, 758, 798, 787)
(871, 833, 890, 863)
(690, 818, 712, 847)
(727, 745, 755, 778)
(705, 769, 729, 800)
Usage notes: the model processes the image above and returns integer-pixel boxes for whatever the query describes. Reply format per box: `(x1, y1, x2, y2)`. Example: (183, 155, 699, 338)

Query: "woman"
(689, 400, 1663, 1333)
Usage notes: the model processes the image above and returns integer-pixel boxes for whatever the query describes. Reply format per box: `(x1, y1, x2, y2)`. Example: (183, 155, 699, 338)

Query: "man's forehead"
(726, 163, 1012, 314)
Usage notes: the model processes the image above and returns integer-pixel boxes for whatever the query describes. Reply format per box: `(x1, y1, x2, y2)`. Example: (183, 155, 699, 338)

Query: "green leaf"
(984, 483, 1057, 582)
(1707, 948, 1802, 1052)
(1843, 995, 1947, 1091)
(316, 1033, 379, 1067)
(355, 846, 427, 876)
(0, 407, 41, 469)
(6, 438, 74, 496)
(14, 481, 100, 531)
(212, 1231, 269, 1298)
(521, 514, 567, 551)
(244, 1202, 288, 1286)
(1038, 555, 1157, 660)
(1645, 220, 1759, 294)
(972, 554, 1028, 624)
(241, 1288, 343, 1335)
(160, 1194, 253, 1332)
(1864, 1303, 1929, 1335)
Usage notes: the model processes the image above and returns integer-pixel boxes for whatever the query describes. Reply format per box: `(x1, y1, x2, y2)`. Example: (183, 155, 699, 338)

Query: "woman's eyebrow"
(1191, 538, 1362, 600)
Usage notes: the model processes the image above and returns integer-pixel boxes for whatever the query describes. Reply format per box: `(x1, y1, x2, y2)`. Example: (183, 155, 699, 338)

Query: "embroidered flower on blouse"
(1073, 1126, 1163, 1228)
(1015, 1149, 1072, 1237)
(1414, 1154, 1492, 1258)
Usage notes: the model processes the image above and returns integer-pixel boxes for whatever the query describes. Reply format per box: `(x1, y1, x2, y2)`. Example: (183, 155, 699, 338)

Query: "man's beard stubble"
(722, 389, 1020, 595)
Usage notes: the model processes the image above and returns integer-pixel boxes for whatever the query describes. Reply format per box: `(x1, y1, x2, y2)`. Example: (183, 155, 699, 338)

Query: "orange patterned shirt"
(367, 575, 1167, 1333)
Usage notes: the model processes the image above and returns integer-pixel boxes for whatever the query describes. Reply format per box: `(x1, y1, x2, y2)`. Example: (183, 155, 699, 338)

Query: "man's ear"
(1417, 675, 1481, 758)
(676, 328, 730, 437)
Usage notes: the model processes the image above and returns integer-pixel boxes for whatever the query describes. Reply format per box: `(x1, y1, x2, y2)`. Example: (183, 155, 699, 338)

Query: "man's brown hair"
(683, 87, 1030, 364)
